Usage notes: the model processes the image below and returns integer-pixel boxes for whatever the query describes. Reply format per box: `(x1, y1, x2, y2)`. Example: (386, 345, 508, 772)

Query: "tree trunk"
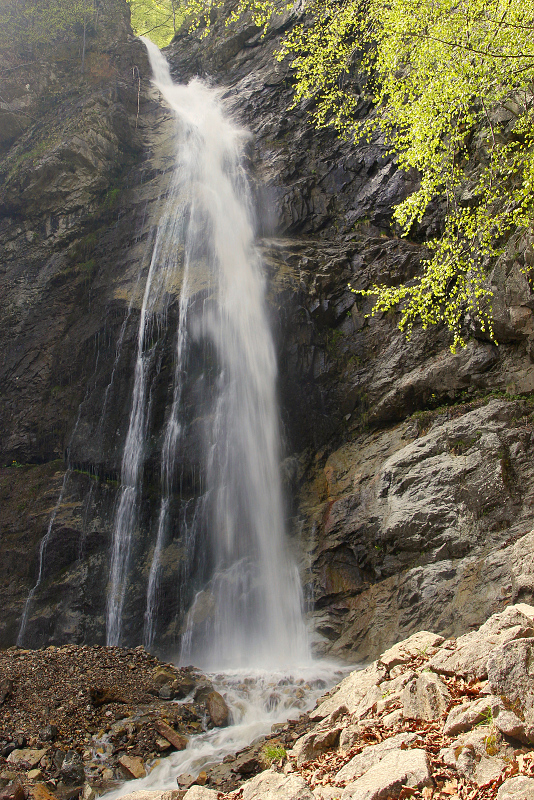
(81, 16, 86, 73)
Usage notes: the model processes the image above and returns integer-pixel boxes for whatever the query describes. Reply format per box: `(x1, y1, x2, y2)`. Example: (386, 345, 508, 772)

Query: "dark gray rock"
(59, 750, 85, 785)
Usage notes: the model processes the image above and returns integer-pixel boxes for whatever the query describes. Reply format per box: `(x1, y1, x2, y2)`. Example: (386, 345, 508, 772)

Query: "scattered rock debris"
(0, 644, 211, 799)
(5, 605, 534, 800)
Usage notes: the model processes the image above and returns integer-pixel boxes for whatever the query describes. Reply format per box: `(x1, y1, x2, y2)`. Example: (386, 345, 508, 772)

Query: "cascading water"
(104, 38, 309, 667)
(98, 40, 347, 800)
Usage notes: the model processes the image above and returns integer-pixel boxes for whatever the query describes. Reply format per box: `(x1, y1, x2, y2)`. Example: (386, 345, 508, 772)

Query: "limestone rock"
(7, 749, 48, 769)
(391, 711, 409, 732)
(430, 604, 534, 680)
(152, 667, 178, 687)
(351, 671, 416, 721)
(373, 671, 416, 716)
(155, 737, 172, 752)
(312, 662, 387, 720)
(292, 727, 342, 766)
(339, 748, 431, 800)
(154, 720, 188, 750)
(488, 636, 534, 742)
(400, 672, 450, 721)
(177, 774, 195, 790)
(312, 789, 340, 800)
(440, 729, 513, 784)
(183, 789, 219, 800)
(240, 770, 314, 800)
(497, 777, 534, 800)
(339, 723, 363, 751)
(511, 533, 534, 605)
(206, 691, 229, 727)
(443, 695, 500, 736)
(335, 733, 418, 784)
(488, 635, 534, 704)
(494, 707, 532, 744)
(379, 631, 444, 669)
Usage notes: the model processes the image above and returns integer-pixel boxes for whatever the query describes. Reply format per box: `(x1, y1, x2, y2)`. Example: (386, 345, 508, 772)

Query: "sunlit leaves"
(127, 0, 183, 47)
(187, 0, 534, 349)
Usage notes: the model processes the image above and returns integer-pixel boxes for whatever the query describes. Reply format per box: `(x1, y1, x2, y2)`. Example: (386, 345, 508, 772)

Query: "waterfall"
(106, 38, 309, 668)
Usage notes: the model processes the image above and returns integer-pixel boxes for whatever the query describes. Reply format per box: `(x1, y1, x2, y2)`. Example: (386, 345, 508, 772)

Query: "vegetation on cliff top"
(2, 0, 533, 348)
(196, 0, 534, 350)
(127, 0, 182, 46)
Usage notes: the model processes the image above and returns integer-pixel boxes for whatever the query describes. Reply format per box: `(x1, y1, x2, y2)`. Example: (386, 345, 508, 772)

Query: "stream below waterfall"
(101, 663, 346, 800)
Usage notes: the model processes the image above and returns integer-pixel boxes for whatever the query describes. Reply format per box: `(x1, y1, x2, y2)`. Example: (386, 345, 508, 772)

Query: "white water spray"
(135, 39, 309, 668)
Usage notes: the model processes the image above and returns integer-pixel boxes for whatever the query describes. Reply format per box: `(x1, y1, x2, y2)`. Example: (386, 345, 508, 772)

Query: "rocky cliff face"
(2, 1, 534, 660)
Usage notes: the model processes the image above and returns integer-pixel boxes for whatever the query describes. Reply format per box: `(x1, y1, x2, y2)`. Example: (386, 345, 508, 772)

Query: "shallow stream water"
(101, 663, 347, 799)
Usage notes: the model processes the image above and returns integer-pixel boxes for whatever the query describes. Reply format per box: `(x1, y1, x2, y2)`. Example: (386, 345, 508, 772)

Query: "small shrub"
(263, 744, 287, 765)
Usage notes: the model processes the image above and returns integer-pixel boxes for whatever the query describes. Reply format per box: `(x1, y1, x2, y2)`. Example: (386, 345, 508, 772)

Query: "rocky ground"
(5, 604, 534, 800)
(0, 645, 230, 799)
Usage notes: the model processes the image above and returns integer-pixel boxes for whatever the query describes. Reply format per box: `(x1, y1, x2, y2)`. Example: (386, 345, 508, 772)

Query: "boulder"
(339, 723, 363, 751)
(497, 777, 534, 800)
(240, 770, 314, 800)
(312, 663, 387, 720)
(159, 685, 173, 700)
(29, 785, 59, 800)
(118, 755, 146, 780)
(339, 748, 431, 800)
(59, 750, 85, 784)
(429, 604, 534, 680)
(152, 667, 178, 688)
(494, 707, 532, 744)
(378, 631, 444, 670)
(335, 733, 418, 784)
(38, 726, 57, 743)
(444, 693, 533, 743)
(7, 749, 48, 769)
(440, 729, 514, 784)
(154, 720, 188, 750)
(443, 696, 500, 736)
(205, 691, 229, 727)
(400, 672, 450, 721)
(292, 727, 342, 766)
(488, 637, 534, 714)
(177, 774, 195, 790)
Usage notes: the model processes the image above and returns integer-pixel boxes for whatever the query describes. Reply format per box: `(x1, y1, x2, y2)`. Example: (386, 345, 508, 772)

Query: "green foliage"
(127, 0, 184, 46)
(193, 0, 534, 350)
(0, 0, 93, 58)
(262, 744, 287, 764)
